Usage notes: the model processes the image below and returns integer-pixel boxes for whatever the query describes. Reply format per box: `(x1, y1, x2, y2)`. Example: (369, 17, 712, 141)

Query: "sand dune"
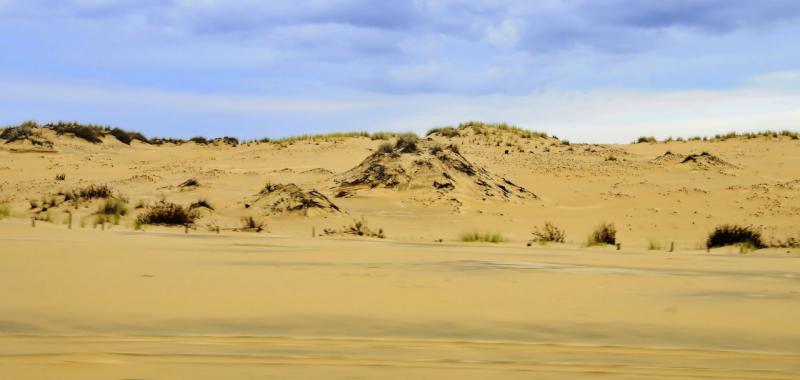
(1, 125, 799, 378)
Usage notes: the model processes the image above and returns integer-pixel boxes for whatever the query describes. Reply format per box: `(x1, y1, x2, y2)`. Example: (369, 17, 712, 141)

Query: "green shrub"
(460, 231, 506, 243)
(636, 136, 657, 143)
(706, 224, 765, 249)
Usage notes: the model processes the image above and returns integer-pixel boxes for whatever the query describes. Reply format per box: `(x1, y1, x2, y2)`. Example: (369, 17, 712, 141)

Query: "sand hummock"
(333, 140, 537, 202)
(250, 182, 341, 216)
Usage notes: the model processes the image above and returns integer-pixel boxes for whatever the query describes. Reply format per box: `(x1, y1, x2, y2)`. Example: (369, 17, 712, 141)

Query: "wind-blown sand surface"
(1, 222, 799, 379)
(1, 126, 799, 378)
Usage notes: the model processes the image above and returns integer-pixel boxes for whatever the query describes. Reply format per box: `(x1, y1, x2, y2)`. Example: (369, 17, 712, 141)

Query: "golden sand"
(1, 128, 798, 378)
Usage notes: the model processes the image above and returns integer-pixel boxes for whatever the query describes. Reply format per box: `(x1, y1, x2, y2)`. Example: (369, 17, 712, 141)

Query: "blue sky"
(1, 0, 799, 142)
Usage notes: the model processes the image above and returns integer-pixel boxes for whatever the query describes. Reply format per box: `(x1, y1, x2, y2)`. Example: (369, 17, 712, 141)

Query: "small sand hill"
(251, 183, 341, 216)
(0, 125, 56, 152)
(651, 151, 736, 170)
(333, 138, 537, 202)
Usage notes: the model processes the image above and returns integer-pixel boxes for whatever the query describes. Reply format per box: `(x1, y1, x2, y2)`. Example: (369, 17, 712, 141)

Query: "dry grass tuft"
(531, 221, 566, 243)
(460, 231, 506, 243)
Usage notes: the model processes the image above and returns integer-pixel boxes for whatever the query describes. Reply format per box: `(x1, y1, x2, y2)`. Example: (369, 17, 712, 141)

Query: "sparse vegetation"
(109, 127, 148, 145)
(706, 224, 765, 250)
(460, 231, 506, 243)
(239, 216, 265, 232)
(426, 126, 461, 137)
(394, 133, 419, 153)
(647, 239, 663, 250)
(0, 203, 10, 219)
(55, 173, 66, 181)
(96, 198, 127, 215)
(190, 136, 209, 144)
(189, 198, 214, 210)
(377, 142, 394, 154)
(324, 219, 385, 238)
(635, 130, 799, 143)
(531, 221, 566, 243)
(61, 184, 113, 202)
(136, 201, 199, 226)
(587, 222, 616, 246)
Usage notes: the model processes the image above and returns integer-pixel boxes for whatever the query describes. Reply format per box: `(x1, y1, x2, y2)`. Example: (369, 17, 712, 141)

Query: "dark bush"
(46, 122, 105, 143)
(136, 202, 199, 226)
(588, 222, 616, 246)
(1, 121, 39, 143)
(190, 136, 209, 145)
(706, 224, 765, 249)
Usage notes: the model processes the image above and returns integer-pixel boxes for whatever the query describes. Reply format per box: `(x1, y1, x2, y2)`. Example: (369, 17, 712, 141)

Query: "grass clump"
(460, 231, 506, 243)
(376, 142, 394, 154)
(426, 126, 461, 137)
(55, 173, 66, 181)
(96, 198, 128, 216)
(394, 133, 419, 153)
(531, 221, 566, 243)
(0, 203, 10, 219)
(0, 121, 38, 142)
(706, 224, 765, 250)
(136, 201, 199, 226)
(93, 198, 128, 225)
(587, 222, 616, 246)
(80, 185, 113, 199)
(239, 216, 265, 232)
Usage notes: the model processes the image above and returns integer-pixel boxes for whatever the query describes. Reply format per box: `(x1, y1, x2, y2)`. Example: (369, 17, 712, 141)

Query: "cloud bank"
(1, 1, 799, 141)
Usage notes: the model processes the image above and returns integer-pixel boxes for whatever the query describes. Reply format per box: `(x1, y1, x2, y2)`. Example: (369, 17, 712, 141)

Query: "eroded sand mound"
(251, 183, 341, 216)
(334, 140, 537, 201)
(652, 151, 736, 170)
